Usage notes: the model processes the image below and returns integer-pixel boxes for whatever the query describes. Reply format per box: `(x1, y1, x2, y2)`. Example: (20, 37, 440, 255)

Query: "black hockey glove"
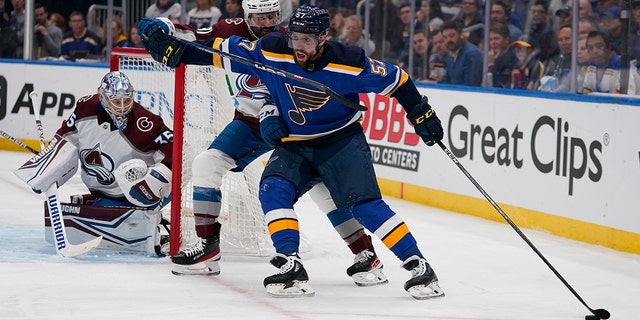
(141, 27, 185, 68)
(259, 101, 289, 146)
(407, 96, 444, 146)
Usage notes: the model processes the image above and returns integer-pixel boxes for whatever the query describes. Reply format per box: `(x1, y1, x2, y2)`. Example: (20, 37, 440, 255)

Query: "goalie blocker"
(44, 195, 169, 256)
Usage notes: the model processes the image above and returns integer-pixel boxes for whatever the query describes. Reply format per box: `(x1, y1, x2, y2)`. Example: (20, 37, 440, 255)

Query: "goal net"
(109, 47, 276, 256)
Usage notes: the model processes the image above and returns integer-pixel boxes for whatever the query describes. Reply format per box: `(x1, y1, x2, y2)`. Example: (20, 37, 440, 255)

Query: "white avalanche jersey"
(57, 94, 173, 198)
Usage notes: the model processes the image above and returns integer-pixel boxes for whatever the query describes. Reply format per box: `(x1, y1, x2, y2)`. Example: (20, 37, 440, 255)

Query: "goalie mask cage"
(109, 47, 281, 257)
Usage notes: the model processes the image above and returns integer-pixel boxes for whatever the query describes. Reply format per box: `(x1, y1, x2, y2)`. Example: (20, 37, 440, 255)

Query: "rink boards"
(1, 59, 639, 254)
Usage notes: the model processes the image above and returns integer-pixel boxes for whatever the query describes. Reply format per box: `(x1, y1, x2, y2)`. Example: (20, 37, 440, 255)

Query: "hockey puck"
(585, 315, 600, 320)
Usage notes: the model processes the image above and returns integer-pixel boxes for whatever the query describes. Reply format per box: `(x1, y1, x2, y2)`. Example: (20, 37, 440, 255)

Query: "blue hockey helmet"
(288, 5, 330, 37)
(98, 71, 135, 130)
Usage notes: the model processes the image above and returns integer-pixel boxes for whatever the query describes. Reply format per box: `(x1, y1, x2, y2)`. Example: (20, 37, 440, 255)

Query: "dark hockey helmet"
(288, 5, 330, 37)
(98, 71, 135, 130)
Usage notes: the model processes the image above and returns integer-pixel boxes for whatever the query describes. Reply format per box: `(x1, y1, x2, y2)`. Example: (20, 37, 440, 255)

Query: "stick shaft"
(29, 91, 46, 150)
(166, 33, 367, 112)
(436, 140, 606, 317)
(0, 130, 39, 154)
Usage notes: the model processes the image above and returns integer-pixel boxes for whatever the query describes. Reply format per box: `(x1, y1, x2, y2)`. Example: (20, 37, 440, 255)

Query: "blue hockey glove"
(137, 17, 174, 38)
(259, 102, 288, 146)
(407, 96, 444, 146)
(141, 27, 185, 68)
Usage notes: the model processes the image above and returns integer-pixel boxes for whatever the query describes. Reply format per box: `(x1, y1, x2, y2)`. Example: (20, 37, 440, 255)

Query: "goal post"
(109, 47, 278, 257)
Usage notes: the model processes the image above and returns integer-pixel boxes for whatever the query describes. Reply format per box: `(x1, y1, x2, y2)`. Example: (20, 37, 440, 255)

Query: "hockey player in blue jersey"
(139, 1, 388, 286)
(140, 5, 445, 299)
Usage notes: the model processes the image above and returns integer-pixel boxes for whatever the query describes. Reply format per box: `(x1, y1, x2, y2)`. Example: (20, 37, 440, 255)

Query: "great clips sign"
(359, 92, 617, 196)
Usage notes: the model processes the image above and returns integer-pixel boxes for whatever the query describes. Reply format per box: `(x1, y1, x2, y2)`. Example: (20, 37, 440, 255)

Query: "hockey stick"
(30, 91, 102, 258)
(0, 129, 40, 154)
(157, 31, 366, 112)
(435, 140, 610, 320)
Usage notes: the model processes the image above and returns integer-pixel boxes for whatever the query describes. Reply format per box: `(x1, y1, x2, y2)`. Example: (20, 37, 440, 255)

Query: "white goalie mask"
(98, 71, 135, 130)
(243, 0, 281, 39)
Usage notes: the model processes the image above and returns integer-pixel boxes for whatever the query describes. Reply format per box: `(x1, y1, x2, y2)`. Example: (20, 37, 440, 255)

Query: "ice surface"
(1, 150, 638, 320)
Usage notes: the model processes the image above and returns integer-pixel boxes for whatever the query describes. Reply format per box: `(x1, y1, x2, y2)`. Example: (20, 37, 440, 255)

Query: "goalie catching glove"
(139, 18, 185, 68)
(259, 100, 289, 145)
(114, 159, 171, 208)
(407, 96, 444, 146)
(14, 134, 79, 193)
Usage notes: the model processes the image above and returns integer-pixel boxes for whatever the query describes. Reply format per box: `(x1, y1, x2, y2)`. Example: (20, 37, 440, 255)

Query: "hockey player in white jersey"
(15, 71, 174, 256)
(138, 0, 387, 287)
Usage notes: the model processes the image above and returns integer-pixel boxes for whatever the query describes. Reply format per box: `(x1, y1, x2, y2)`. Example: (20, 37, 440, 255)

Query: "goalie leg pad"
(44, 202, 163, 256)
(14, 134, 79, 193)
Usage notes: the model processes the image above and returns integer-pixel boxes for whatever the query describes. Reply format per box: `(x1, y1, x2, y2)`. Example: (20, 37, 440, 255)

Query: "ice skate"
(401, 255, 445, 300)
(346, 246, 388, 287)
(171, 235, 221, 276)
(264, 254, 315, 297)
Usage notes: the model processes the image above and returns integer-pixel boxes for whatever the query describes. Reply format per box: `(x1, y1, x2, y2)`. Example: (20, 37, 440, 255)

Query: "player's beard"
(293, 47, 320, 69)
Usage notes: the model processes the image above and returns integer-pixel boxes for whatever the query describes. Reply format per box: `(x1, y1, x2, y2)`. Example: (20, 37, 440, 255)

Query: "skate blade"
(407, 281, 445, 300)
(171, 261, 220, 276)
(352, 268, 389, 287)
(266, 281, 315, 298)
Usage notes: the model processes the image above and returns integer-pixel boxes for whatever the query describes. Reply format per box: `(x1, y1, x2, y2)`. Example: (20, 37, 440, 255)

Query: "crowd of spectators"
(1, 0, 639, 95)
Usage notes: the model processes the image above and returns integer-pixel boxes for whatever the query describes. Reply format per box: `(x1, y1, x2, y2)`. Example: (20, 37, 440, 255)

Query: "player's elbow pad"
(13, 134, 79, 193)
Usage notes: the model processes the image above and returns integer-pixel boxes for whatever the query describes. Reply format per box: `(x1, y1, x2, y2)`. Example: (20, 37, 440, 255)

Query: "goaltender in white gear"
(14, 71, 174, 256)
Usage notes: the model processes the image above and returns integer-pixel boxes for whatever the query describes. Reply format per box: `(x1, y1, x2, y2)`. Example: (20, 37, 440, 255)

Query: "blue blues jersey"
(181, 32, 418, 140)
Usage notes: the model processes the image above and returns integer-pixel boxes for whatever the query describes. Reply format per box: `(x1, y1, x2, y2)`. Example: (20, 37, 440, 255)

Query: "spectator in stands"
(440, 0, 462, 21)
(220, 0, 243, 19)
(122, 23, 144, 48)
(548, 0, 571, 32)
(454, 0, 483, 48)
(511, 35, 545, 90)
(9, 0, 25, 58)
(398, 28, 430, 81)
(327, 8, 345, 40)
(398, 3, 425, 59)
(581, 30, 640, 95)
(596, 0, 618, 15)
(576, 33, 590, 85)
(579, 15, 601, 35)
(488, 22, 518, 88)
(146, 0, 186, 24)
(600, 6, 622, 54)
(428, 28, 448, 82)
(49, 12, 65, 33)
(100, 16, 127, 54)
(491, 0, 522, 43)
(368, 0, 403, 61)
(338, 15, 375, 54)
(539, 25, 573, 92)
(0, 0, 18, 58)
(528, 0, 558, 61)
(418, 0, 444, 30)
(59, 11, 102, 61)
(555, 6, 572, 28)
(187, 0, 222, 29)
(578, 0, 595, 18)
(440, 20, 483, 86)
(32, 2, 61, 60)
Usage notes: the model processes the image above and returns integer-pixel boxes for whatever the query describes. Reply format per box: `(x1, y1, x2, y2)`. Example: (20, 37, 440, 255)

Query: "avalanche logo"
(80, 143, 116, 185)
(285, 84, 329, 125)
(137, 117, 153, 132)
(236, 74, 269, 100)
